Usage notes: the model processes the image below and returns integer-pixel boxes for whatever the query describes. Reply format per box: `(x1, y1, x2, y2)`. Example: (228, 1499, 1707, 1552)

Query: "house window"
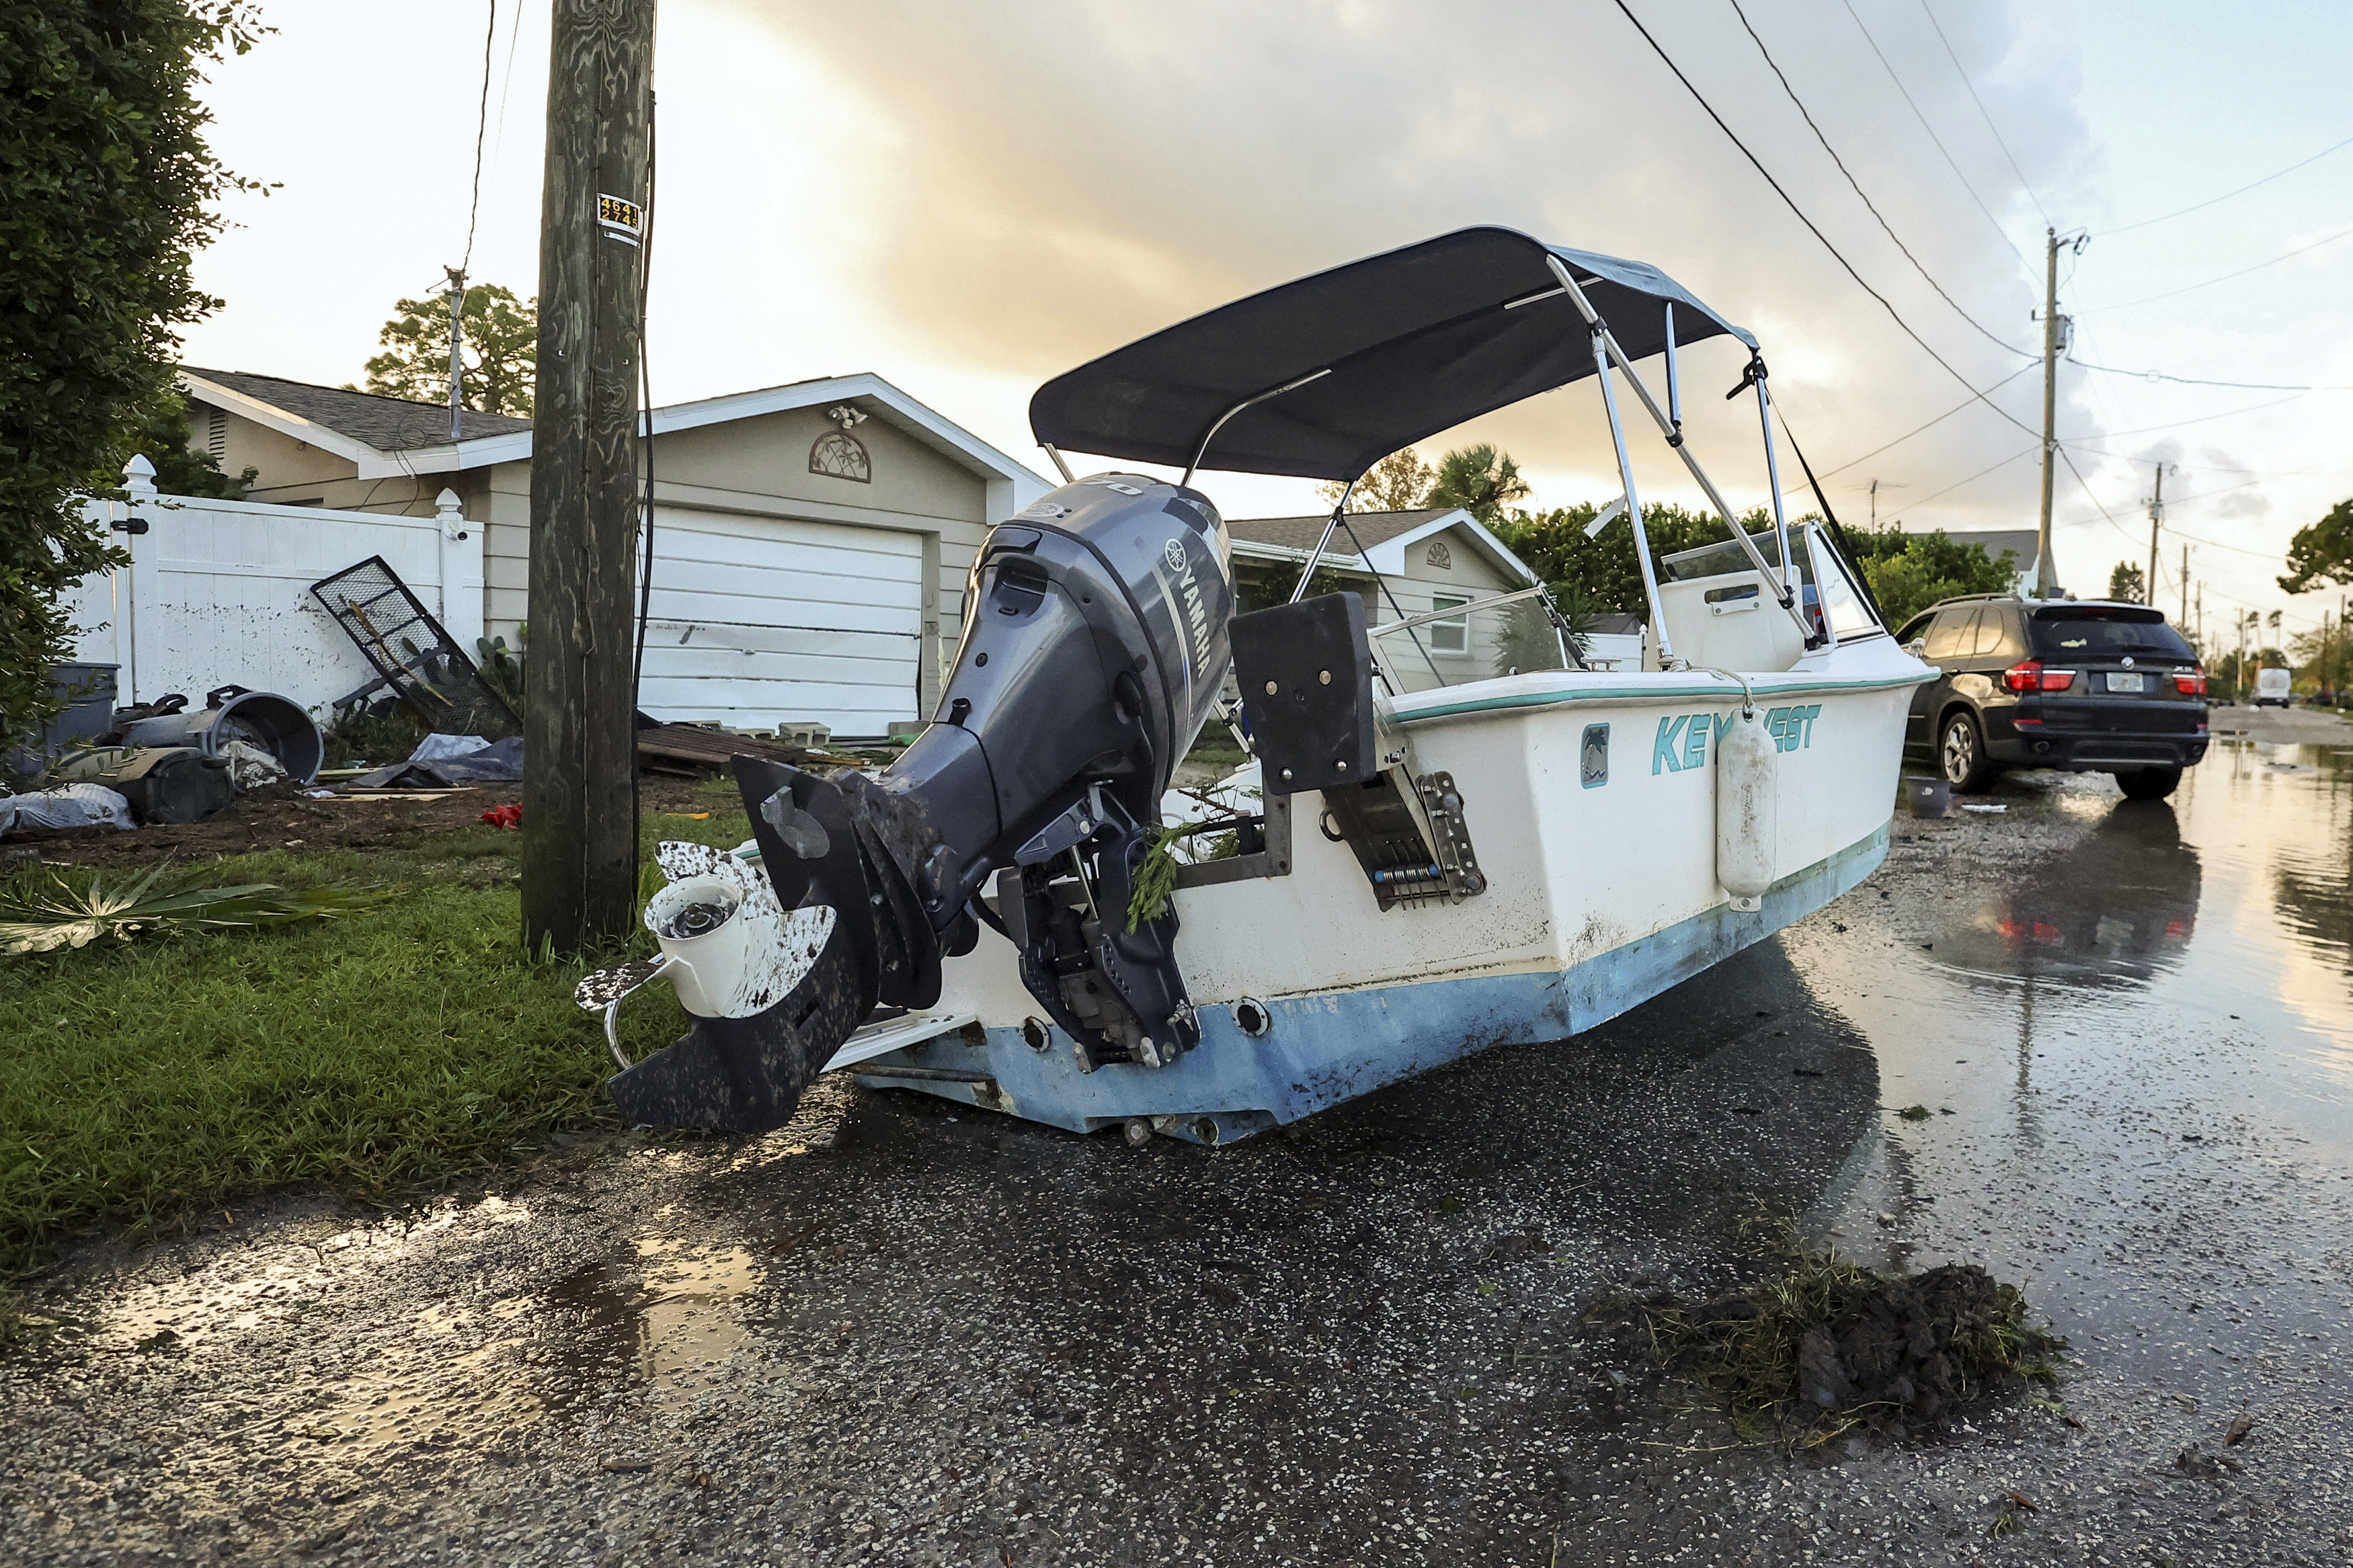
(1429, 593, 1470, 654)
(809, 430, 872, 483)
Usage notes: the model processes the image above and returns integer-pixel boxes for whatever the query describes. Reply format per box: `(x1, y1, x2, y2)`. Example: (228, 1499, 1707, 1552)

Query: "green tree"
(2280, 498, 2353, 593)
(1314, 447, 1435, 512)
(360, 284, 537, 416)
(1425, 442, 1532, 524)
(133, 393, 254, 498)
(1, 2, 268, 751)
(1494, 501, 1754, 618)
(2108, 561, 2147, 604)
(1841, 526, 2018, 628)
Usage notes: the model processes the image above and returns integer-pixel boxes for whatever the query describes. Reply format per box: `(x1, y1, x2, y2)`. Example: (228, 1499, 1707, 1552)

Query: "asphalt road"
(5, 718, 2350, 1567)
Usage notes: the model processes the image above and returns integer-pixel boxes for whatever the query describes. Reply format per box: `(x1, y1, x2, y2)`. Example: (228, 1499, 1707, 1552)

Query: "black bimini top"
(1028, 225, 1755, 484)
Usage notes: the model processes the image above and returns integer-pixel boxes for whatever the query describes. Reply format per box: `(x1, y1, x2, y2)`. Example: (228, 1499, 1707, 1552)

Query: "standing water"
(1787, 736, 2353, 1406)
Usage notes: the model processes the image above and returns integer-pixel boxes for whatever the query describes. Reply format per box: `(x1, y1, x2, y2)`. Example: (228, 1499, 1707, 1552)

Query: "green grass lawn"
(0, 782, 756, 1276)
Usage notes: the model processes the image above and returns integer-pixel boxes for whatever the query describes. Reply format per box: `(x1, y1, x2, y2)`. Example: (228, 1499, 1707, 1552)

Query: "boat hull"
(854, 818, 1888, 1142)
(847, 645, 1926, 1143)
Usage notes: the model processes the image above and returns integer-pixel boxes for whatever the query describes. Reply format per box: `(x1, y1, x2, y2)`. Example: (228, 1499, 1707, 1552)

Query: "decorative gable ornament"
(811, 403, 872, 483)
(1424, 539, 1453, 570)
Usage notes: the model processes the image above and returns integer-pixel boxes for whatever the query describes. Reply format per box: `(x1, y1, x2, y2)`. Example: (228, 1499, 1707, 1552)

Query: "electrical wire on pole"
(1724, 0, 2032, 358)
(446, 1, 499, 444)
(1605, 0, 2040, 445)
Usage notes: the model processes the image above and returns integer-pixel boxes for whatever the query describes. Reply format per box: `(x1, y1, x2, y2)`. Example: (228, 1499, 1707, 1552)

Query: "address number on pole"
(597, 194, 643, 246)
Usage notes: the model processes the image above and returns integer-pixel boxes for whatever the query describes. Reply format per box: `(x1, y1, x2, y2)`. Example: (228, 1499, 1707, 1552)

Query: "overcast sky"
(179, 0, 2353, 637)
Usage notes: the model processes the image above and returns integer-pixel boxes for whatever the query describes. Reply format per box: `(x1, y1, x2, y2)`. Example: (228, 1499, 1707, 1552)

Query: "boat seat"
(1656, 569, 1806, 673)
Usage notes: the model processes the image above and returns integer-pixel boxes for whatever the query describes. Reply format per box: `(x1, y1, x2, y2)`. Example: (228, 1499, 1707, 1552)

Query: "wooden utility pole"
(2144, 462, 2165, 606)
(2034, 227, 2061, 599)
(2180, 544, 2189, 626)
(522, 0, 655, 955)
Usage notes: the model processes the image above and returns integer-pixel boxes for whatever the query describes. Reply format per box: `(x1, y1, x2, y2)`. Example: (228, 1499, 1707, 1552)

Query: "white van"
(2256, 667, 2292, 707)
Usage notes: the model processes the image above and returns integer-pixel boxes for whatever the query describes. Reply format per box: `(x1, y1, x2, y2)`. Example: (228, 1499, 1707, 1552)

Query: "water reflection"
(2262, 745, 2353, 979)
(1935, 801, 2201, 989)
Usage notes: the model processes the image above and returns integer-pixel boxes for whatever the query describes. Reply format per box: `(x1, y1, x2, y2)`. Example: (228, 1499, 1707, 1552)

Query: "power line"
(1605, 0, 2041, 444)
(1778, 361, 2040, 495)
(1833, 0, 2029, 268)
(485, 0, 526, 193)
(461, 0, 498, 274)
(2058, 445, 2125, 531)
(2080, 220, 2353, 313)
(2102, 130, 2353, 237)
(2057, 448, 2286, 561)
(1890, 442, 2038, 511)
(2069, 393, 2309, 440)
(2065, 356, 2353, 393)
(1913, 0, 2050, 226)
(1725, 0, 2032, 358)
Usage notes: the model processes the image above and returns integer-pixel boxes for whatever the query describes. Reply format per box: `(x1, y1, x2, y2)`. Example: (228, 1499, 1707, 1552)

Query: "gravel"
(3, 723, 2348, 1566)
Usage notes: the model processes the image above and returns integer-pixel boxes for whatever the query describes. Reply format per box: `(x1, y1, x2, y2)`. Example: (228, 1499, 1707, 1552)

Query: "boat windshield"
(1806, 526, 1880, 641)
(1661, 530, 1798, 583)
(1658, 527, 1883, 643)
(1367, 591, 1577, 693)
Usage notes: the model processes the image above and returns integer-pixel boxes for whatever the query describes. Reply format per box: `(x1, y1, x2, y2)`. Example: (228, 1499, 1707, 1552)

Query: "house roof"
(1227, 507, 1538, 586)
(1227, 509, 1457, 554)
(1895, 523, 2038, 569)
(182, 368, 532, 449)
(179, 367, 1049, 503)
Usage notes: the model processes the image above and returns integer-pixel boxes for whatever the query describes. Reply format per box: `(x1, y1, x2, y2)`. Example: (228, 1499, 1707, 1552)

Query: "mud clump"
(1647, 1257, 2064, 1444)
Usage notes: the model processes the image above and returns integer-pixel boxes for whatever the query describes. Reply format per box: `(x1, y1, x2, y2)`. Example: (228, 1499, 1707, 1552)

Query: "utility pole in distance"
(2144, 462, 2167, 606)
(2034, 229, 2060, 597)
(444, 266, 467, 443)
(2032, 228, 2087, 599)
(523, 0, 655, 955)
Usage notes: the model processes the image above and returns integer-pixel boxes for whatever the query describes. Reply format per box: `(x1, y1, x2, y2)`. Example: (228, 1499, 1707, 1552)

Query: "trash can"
(116, 686, 323, 784)
(7, 663, 118, 776)
(48, 745, 235, 825)
(1903, 775, 1951, 819)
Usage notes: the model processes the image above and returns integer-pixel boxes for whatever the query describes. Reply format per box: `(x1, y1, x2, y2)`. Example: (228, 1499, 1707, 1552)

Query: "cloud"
(713, 0, 2092, 518)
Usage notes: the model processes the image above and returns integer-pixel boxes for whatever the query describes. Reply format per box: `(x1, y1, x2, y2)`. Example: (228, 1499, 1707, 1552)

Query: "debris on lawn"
(481, 803, 522, 829)
(352, 734, 524, 790)
(312, 556, 520, 740)
(219, 739, 287, 790)
(48, 745, 235, 824)
(114, 686, 323, 784)
(1642, 1243, 2065, 1446)
(0, 864, 389, 954)
(0, 783, 134, 837)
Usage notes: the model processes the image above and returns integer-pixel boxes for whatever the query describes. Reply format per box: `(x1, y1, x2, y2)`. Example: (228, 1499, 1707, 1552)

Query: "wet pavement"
(3, 710, 2350, 1566)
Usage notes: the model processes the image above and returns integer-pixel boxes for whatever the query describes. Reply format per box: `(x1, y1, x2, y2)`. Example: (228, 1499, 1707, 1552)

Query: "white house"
(169, 368, 1050, 737)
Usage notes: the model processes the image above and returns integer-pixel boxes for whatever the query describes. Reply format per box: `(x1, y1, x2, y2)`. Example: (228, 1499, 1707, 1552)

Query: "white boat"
(583, 226, 1934, 1145)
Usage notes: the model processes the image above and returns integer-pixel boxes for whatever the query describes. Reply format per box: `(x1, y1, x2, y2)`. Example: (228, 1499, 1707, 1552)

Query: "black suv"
(1894, 596, 2209, 799)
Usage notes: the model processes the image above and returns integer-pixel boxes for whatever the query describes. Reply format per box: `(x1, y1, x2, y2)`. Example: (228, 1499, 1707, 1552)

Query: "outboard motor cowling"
(606, 474, 1234, 1130)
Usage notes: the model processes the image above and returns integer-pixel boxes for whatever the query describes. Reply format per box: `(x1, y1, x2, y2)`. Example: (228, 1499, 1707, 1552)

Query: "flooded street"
(5, 712, 2350, 1566)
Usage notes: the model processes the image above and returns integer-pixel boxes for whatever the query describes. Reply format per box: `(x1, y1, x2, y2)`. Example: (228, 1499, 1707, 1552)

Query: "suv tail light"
(2004, 659, 2076, 693)
(2174, 667, 2207, 696)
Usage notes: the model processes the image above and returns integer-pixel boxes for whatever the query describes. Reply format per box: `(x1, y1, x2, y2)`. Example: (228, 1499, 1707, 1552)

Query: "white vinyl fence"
(63, 455, 485, 716)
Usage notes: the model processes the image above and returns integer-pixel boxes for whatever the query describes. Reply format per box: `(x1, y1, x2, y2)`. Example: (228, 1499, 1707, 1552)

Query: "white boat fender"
(1715, 704, 1777, 909)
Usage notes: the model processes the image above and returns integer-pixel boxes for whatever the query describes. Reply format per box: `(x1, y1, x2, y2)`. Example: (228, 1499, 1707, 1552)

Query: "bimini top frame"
(1028, 225, 1815, 667)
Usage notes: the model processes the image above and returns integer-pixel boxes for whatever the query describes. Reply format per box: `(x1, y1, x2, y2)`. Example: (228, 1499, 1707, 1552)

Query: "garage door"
(635, 505, 923, 738)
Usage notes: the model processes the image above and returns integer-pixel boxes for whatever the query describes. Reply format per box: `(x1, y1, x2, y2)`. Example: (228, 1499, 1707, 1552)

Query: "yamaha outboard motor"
(602, 473, 1234, 1130)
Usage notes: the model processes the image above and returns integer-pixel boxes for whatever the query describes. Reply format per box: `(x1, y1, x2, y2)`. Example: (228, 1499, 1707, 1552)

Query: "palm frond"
(0, 867, 391, 955)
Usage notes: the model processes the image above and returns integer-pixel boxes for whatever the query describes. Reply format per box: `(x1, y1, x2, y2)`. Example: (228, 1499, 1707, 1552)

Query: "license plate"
(2107, 672, 2146, 693)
